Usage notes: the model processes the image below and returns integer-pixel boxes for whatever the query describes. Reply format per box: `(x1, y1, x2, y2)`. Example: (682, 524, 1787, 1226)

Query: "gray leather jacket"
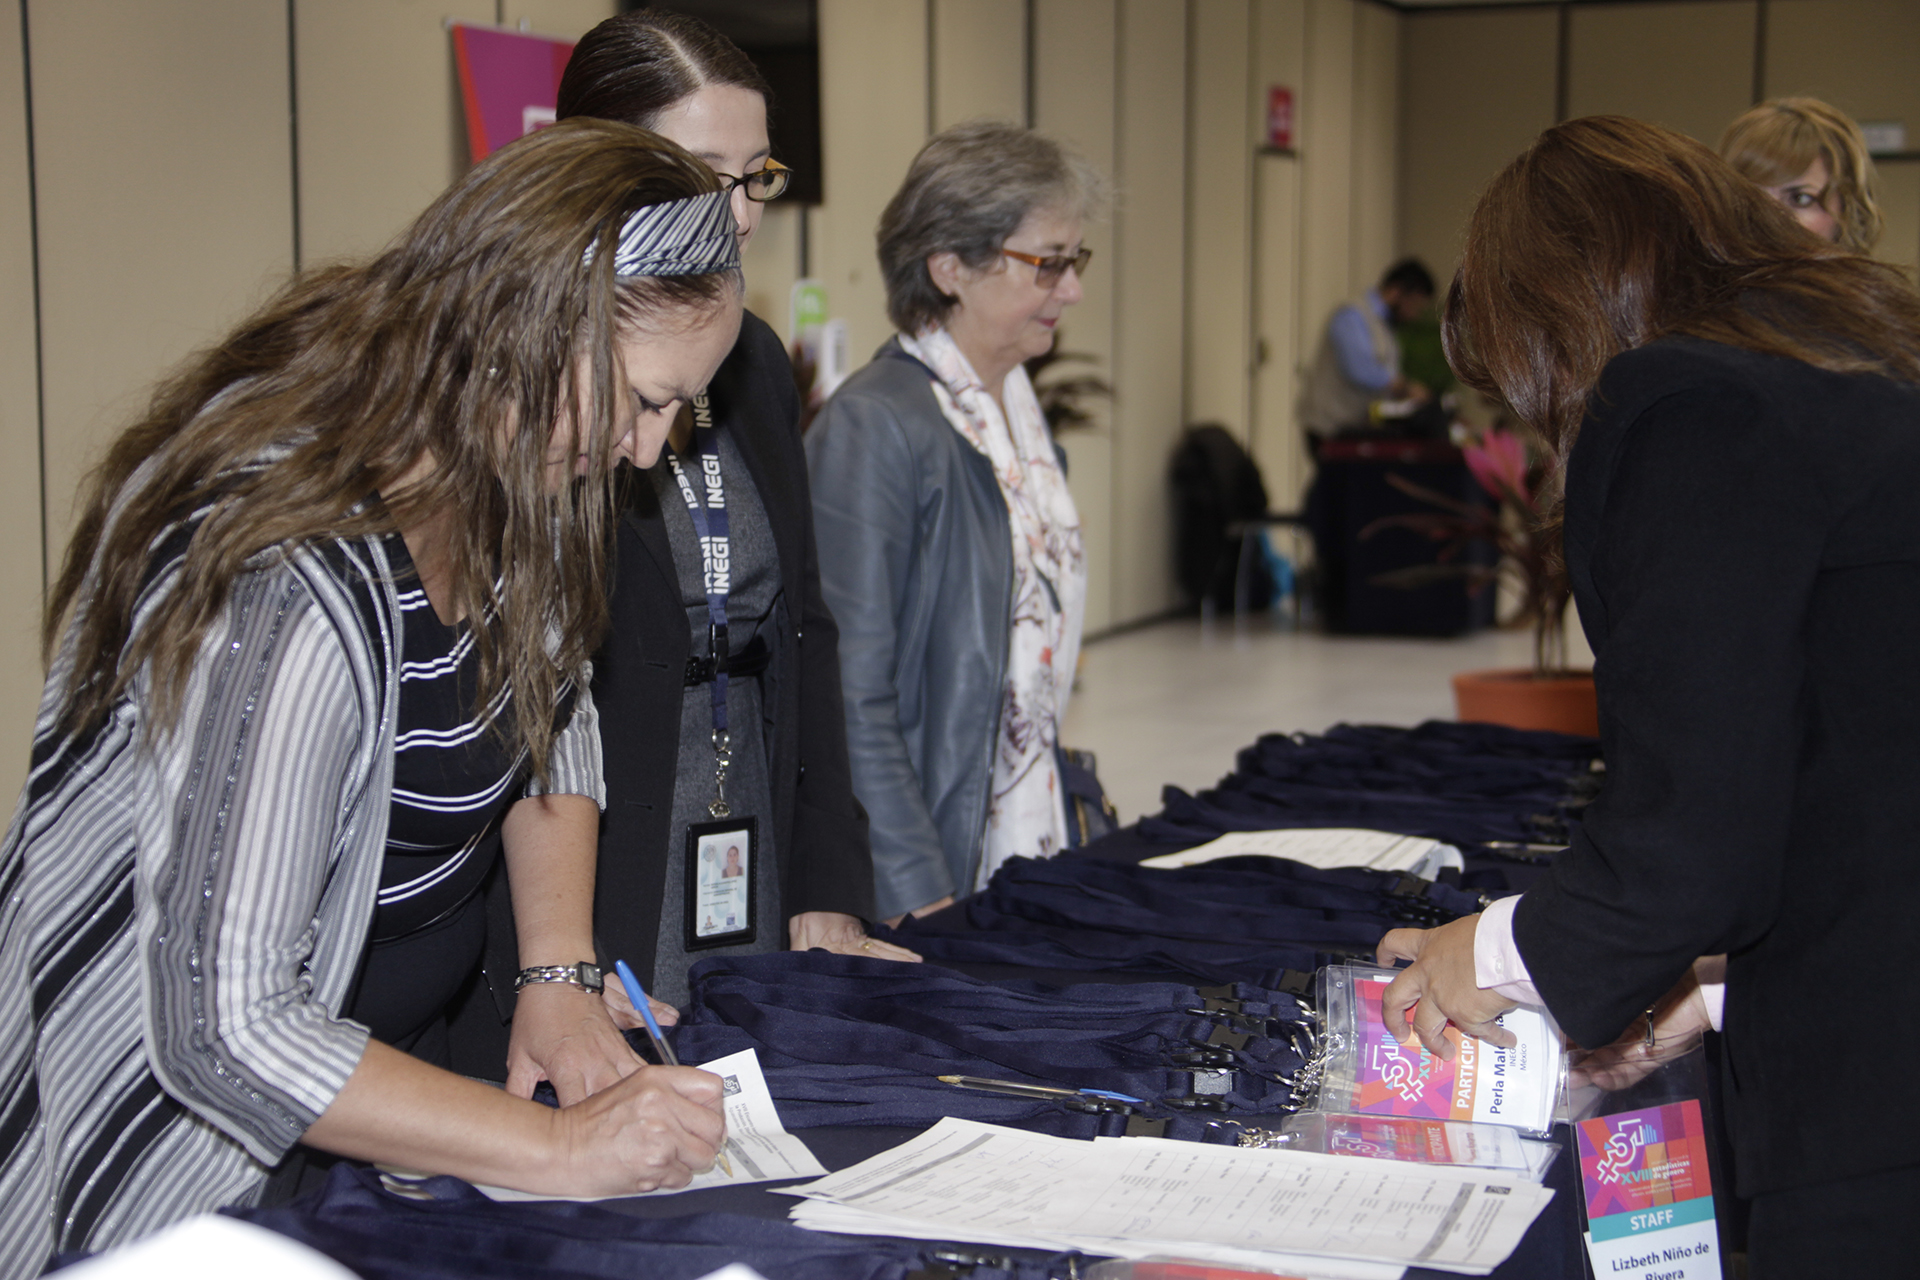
(805, 340, 1011, 919)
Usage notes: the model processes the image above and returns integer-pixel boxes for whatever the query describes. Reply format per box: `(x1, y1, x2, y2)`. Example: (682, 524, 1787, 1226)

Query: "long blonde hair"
(1720, 97, 1882, 253)
(49, 119, 733, 780)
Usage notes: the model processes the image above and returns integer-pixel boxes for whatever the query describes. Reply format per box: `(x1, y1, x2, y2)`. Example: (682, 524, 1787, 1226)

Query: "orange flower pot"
(1451, 668, 1598, 738)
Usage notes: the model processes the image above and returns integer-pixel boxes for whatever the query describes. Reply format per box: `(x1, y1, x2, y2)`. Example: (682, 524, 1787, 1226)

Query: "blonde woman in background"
(1720, 96, 1882, 252)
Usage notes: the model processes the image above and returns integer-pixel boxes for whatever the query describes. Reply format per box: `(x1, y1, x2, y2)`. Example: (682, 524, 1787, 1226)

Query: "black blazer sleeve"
(1514, 356, 1825, 1048)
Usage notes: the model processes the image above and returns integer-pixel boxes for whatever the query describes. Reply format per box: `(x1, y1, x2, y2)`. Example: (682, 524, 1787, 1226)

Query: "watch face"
(579, 963, 604, 992)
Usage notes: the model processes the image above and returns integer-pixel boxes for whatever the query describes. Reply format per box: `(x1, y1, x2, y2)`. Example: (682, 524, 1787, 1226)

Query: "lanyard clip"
(709, 729, 732, 818)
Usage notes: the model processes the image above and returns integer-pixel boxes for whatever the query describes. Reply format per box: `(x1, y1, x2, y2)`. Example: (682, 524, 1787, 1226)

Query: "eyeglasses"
(717, 159, 792, 203)
(1002, 246, 1093, 287)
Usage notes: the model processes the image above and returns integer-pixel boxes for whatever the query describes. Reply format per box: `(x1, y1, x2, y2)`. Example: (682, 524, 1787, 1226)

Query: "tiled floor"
(1061, 611, 1595, 825)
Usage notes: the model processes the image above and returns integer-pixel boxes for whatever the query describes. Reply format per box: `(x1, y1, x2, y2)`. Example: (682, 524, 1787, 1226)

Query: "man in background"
(1301, 258, 1436, 435)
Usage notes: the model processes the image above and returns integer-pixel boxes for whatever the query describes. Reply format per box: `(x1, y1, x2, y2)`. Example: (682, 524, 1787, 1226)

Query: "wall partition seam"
(1181, 0, 1195, 434)
(925, 0, 936, 139)
(1023, 0, 1035, 130)
(287, 0, 301, 271)
(19, 0, 44, 596)
(1109, 0, 1123, 621)
(1751, 0, 1768, 106)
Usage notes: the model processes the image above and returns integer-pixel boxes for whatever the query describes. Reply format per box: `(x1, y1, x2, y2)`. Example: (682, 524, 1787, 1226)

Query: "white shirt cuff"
(1698, 980, 1725, 1032)
(1472, 894, 1545, 1006)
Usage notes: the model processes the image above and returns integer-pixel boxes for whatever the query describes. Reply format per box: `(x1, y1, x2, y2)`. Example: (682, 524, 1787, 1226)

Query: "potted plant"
(1023, 334, 1112, 433)
(1360, 426, 1597, 736)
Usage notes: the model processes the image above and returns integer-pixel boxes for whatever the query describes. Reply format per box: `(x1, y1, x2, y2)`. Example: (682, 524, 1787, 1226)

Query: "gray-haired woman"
(805, 121, 1108, 922)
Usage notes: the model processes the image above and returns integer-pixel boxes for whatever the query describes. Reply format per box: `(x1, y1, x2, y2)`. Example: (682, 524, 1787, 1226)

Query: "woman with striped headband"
(0, 119, 740, 1268)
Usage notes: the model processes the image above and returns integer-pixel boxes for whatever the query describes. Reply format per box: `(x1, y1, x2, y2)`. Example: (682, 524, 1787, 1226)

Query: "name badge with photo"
(686, 816, 757, 949)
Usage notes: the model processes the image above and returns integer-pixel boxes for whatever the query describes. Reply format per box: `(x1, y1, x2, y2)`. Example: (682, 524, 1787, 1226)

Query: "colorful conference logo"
(1576, 1099, 1719, 1279)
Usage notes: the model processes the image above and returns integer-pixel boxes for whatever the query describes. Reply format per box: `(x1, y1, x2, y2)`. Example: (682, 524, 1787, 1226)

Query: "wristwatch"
(513, 961, 604, 994)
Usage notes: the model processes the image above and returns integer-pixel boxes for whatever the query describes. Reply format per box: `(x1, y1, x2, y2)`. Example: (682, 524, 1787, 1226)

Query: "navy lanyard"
(665, 394, 736, 817)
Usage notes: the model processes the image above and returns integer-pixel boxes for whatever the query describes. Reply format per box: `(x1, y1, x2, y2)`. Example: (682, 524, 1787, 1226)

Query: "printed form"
(782, 1117, 1554, 1277)
(473, 1048, 826, 1201)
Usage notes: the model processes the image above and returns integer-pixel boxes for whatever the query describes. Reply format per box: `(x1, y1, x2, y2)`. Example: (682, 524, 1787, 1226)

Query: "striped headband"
(591, 189, 740, 278)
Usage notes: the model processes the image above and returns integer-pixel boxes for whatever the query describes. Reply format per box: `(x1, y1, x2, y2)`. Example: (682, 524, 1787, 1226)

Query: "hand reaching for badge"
(1376, 914, 1517, 1058)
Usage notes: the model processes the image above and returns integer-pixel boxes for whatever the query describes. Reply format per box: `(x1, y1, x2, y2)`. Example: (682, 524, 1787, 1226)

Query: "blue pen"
(614, 959, 731, 1177)
(613, 960, 680, 1067)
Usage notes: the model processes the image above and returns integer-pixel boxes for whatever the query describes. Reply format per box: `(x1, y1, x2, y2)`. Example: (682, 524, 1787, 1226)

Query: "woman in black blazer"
(1377, 116, 1920, 1275)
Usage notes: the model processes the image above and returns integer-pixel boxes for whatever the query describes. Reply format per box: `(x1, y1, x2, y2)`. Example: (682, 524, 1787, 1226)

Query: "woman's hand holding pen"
(544, 1064, 727, 1196)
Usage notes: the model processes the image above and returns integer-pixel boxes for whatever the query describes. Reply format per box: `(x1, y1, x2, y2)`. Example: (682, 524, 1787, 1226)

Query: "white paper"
(475, 1048, 826, 1201)
(1141, 828, 1464, 879)
(782, 1117, 1553, 1276)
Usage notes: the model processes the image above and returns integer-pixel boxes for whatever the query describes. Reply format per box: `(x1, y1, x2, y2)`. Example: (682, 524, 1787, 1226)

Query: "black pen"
(938, 1074, 1146, 1106)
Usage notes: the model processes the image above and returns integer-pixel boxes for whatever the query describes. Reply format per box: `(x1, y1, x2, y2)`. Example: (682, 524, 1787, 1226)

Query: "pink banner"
(451, 24, 577, 164)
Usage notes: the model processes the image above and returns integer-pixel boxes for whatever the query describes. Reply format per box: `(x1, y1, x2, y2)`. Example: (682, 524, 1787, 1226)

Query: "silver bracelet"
(513, 962, 604, 994)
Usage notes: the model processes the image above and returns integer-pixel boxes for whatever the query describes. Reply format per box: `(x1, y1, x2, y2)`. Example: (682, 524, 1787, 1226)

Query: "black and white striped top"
(375, 563, 523, 944)
(0, 523, 602, 1273)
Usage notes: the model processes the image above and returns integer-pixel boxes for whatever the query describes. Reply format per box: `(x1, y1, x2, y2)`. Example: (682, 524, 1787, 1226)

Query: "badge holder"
(684, 726, 757, 950)
(1569, 1047, 1724, 1280)
(1306, 962, 1567, 1139)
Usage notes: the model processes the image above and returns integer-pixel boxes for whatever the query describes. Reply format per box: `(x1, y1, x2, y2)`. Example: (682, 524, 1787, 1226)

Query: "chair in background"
(1170, 424, 1307, 624)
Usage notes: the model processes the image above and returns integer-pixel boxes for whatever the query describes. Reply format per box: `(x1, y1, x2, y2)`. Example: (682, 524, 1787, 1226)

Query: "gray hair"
(877, 120, 1110, 334)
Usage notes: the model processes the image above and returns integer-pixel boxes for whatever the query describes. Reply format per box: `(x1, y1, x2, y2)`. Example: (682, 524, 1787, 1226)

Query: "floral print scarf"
(899, 328, 1087, 888)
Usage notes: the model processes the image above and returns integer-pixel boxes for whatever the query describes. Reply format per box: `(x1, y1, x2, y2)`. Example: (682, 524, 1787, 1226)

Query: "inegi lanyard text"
(665, 393, 736, 817)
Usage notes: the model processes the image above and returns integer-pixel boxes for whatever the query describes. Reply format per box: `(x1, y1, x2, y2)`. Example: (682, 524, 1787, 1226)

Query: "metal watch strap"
(513, 962, 604, 994)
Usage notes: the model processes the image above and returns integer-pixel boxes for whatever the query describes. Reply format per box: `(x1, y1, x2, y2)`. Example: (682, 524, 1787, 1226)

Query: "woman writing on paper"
(806, 122, 1106, 923)
(0, 121, 739, 1269)
(1377, 116, 1920, 1274)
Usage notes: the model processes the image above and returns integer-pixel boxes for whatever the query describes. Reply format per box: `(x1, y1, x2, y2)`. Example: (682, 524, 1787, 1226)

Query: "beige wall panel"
(0, 8, 41, 795)
(1056, 430, 1114, 634)
(1036, 0, 1118, 632)
(1876, 160, 1920, 275)
(932, 0, 1027, 129)
(504, 0, 615, 39)
(1348, 0, 1397, 289)
(1296, 0, 1355, 405)
(742, 204, 803, 343)
(1184, 0, 1255, 443)
(1252, 0, 1306, 127)
(1765, 0, 1920, 132)
(814, 0, 930, 376)
(1110, 0, 1186, 623)
(298, 0, 495, 266)
(1566, 1, 1757, 147)
(1398, 7, 1555, 289)
(34, 2, 292, 557)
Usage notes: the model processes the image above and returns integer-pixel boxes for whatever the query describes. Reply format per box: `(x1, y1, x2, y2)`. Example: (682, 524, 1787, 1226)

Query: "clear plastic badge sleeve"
(1308, 963, 1567, 1138)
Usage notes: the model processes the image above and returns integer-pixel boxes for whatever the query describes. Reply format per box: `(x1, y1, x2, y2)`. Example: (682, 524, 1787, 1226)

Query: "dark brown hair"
(1445, 115, 1920, 474)
(50, 119, 732, 780)
(557, 9, 771, 128)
